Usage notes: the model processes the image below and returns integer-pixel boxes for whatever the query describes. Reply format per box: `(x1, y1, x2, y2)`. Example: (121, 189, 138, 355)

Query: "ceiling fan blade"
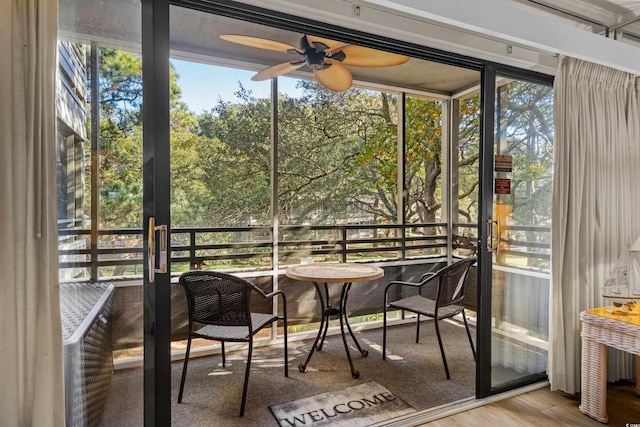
(338, 45, 410, 67)
(314, 61, 353, 92)
(306, 35, 346, 52)
(220, 34, 302, 54)
(252, 61, 305, 81)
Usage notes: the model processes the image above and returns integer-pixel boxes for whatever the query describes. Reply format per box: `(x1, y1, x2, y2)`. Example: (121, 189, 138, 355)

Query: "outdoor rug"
(269, 381, 416, 427)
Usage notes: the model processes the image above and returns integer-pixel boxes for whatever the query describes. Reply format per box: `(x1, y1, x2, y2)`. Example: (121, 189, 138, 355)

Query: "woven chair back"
(436, 256, 477, 309)
(180, 271, 252, 327)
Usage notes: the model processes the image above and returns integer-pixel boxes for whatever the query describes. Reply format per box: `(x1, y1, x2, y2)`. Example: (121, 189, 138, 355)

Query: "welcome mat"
(269, 381, 416, 426)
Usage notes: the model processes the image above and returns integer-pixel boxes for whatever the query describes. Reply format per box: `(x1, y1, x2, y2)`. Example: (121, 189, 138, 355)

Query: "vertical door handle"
(487, 219, 499, 252)
(156, 224, 168, 274)
(496, 220, 501, 256)
(148, 217, 155, 283)
(147, 217, 168, 283)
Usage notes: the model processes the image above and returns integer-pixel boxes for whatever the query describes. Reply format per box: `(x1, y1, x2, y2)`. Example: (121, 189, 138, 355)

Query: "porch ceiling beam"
(361, 0, 640, 74)
(244, 0, 640, 75)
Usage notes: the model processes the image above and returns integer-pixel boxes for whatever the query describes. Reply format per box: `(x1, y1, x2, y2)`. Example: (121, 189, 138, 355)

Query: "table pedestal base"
(298, 281, 367, 379)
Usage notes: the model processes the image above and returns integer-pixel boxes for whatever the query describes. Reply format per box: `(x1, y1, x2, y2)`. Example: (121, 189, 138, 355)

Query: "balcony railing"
(58, 222, 550, 281)
(59, 223, 444, 280)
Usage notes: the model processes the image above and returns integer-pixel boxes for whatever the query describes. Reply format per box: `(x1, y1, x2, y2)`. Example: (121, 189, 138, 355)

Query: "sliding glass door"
(477, 69, 553, 396)
(59, 0, 555, 424)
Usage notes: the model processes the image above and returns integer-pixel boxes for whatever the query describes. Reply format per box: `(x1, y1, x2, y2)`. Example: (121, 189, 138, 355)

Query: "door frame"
(142, 0, 172, 425)
(476, 64, 554, 398)
(140, 0, 555, 421)
(476, 63, 496, 399)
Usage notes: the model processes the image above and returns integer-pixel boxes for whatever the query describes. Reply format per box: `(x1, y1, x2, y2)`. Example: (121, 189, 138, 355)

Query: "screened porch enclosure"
(56, 1, 553, 423)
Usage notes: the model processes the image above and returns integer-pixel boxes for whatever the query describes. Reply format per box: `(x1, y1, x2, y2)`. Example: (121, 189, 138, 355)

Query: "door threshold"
(372, 381, 549, 426)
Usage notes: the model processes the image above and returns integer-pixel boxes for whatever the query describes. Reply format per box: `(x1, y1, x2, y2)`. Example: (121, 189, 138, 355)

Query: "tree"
(194, 81, 402, 228)
(495, 81, 553, 265)
(457, 95, 481, 223)
(191, 84, 272, 227)
(193, 79, 482, 237)
(496, 81, 553, 227)
(94, 51, 484, 235)
(405, 96, 443, 224)
(91, 48, 190, 228)
(278, 82, 399, 225)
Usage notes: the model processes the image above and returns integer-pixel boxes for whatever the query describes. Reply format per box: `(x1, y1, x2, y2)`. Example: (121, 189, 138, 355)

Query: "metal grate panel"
(61, 282, 115, 427)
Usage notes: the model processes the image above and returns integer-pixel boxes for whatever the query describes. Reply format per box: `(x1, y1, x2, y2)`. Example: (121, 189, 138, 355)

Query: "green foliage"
(405, 96, 443, 224)
(457, 95, 481, 223)
(497, 81, 554, 228)
(91, 51, 551, 249)
(92, 48, 189, 228)
(188, 84, 272, 227)
(278, 82, 400, 225)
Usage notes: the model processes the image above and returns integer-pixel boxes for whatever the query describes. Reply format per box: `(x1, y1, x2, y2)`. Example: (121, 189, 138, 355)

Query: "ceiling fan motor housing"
(306, 50, 326, 69)
(300, 36, 345, 70)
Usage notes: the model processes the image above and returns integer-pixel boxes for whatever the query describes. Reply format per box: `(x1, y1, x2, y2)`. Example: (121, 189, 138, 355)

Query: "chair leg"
(178, 335, 192, 403)
(283, 317, 289, 377)
(462, 311, 476, 361)
(382, 304, 387, 360)
(221, 341, 226, 367)
(240, 337, 253, 417)
(416, 313, 421, 343)
(434, 318, 451, 379)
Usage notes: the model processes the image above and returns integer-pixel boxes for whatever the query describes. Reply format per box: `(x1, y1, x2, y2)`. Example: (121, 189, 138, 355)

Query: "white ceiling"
(508, 0, 640, 46)
(59, 0, 640, 96)
(169, 7, 482, 97)
(173, 1, 640, 94)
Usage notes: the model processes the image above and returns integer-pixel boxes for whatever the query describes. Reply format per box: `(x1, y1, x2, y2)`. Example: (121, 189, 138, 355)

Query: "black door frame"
(140, 0, 554, 423)
(477, 62, 497, 399)
(142, 0, 172, 425)
(476, 64, 554, 398)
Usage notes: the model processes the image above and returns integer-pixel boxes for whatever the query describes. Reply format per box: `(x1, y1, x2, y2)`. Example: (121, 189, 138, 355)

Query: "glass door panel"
(57, 0, 154, 424)
(490, 76, 553, 389)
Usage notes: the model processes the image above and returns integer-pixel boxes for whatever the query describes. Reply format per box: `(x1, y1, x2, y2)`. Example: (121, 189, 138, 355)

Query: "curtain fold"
(0, 0, 65, 426)
(550, 56, 640, 394)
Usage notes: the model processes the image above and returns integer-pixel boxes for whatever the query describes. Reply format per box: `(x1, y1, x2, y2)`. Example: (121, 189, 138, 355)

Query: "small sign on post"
(494, 154, 513, 172)
(495, 178, 511, 195)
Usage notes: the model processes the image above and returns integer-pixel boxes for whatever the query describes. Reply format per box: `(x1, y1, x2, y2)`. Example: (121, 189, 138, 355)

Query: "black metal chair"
(177, 271, 288, 416)
(382, 256, 477, 379)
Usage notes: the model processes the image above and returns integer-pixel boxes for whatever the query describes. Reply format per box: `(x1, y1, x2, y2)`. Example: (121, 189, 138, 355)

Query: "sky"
(171, 60, 304, 113)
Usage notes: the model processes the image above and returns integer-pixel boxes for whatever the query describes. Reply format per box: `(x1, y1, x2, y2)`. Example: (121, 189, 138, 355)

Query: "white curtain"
(550, 56, 640, 394)
(0, 0, 65, 426)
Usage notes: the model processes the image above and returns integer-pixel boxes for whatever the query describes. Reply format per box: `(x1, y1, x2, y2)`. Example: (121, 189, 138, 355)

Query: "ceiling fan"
(219, 34, 410, 92)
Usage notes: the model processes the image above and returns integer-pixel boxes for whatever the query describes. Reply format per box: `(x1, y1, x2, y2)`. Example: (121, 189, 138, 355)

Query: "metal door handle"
(487, 219, 499, 252)
(148, 217, 168, 283)
(156, 224, 168, 274)
(148, 217, 155, 283)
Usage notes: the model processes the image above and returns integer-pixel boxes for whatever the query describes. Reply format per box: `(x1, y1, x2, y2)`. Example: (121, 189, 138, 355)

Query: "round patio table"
(286, 263, 384, 379)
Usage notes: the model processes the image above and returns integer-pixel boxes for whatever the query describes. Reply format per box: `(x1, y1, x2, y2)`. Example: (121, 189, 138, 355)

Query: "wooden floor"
(421, 381, 639, 427)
